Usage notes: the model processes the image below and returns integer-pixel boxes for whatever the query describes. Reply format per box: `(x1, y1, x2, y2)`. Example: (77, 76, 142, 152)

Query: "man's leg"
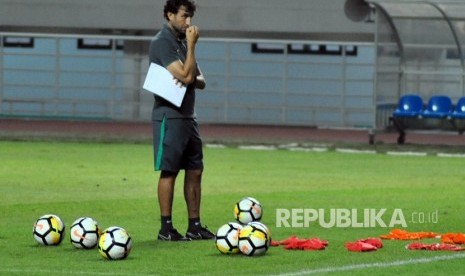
(184, 169, 215, 240)
(157, 171, 189, 241)
(158, 170, 177, 217)
(184, 169, 202, 219)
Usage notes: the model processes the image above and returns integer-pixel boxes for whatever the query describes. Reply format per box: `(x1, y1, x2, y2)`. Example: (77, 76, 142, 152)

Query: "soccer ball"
(70, 217, 101, 249)
(238, 223, 269, 256)
(215, 222, 242, 254)
(248, 221, 271, 247)
(234, 197, 262, 224)
(33, 214, 65, 246)
(98, 226, 133, 260)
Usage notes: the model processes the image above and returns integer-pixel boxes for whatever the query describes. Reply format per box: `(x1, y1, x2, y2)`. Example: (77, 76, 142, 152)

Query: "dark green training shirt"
(149, 23, 198, 120)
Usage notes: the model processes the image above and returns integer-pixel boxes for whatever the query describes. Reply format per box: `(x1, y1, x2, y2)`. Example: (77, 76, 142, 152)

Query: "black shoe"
(186, 225, 216, 240)
(158, 228, 191, 241)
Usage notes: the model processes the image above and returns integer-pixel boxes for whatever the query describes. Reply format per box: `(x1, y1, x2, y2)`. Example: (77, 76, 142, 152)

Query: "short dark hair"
(164, 0, 197, 21)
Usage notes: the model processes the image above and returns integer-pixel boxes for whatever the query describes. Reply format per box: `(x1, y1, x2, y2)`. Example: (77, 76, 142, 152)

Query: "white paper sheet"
(143, 62, 186, 107)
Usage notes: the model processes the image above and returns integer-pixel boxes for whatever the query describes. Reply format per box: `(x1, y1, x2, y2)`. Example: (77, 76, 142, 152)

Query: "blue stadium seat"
(422, 95, 453, 118)
(450, 97, 465, 119)
(392, 94, 423, 118)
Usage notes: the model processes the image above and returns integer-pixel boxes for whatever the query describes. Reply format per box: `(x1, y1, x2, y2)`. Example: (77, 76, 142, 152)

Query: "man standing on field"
(149, 0, 214, 241)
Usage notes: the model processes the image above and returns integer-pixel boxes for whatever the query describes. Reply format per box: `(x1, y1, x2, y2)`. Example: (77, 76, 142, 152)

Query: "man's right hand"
(186, 25, 199, 45)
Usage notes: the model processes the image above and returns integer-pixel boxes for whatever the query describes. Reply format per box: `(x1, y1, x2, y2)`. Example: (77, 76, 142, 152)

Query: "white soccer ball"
(33, 214, 65, 246)
(98, 226, 133, 260)
(70, 217, 101, 249)
(247, 221, 271, 247)
(238, 223, 269, 256)
(234, 197, 262, 224)
(215, 222, 242, 254)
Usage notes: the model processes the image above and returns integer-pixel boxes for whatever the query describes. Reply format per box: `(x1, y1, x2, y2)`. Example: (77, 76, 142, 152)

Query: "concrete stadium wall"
(0, 0, 374, 41)
(0, 35, 375, 128)
(0, 1, 377, 128)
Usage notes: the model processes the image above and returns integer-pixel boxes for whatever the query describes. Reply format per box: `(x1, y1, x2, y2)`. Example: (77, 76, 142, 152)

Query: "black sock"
(161, 216, 173, 232)
(188, 217, 200, 231)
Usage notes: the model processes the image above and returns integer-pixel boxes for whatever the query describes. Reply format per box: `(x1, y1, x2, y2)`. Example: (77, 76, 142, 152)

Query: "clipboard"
(143, 62, 187, 107)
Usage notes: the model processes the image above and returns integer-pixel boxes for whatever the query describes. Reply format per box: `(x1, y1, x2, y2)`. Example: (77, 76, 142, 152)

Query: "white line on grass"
(386, 151, 428, 157)
(238, 145, 277, 151)
(0, 268, 157, 276)
(205, 143, 226, 148)
(207, 144, 465, 159)
(335, 148, 376, 154)
(288, 147, 328, 152)
(270, 253, 465, 276)
(437, 153, 465, 158)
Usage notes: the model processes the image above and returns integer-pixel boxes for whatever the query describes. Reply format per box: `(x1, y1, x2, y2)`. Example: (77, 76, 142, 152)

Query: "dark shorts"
(152, 118, 203, 172)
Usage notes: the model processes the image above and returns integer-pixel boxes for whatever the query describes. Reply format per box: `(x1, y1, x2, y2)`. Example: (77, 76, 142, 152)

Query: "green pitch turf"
(1, 141, 465, 275)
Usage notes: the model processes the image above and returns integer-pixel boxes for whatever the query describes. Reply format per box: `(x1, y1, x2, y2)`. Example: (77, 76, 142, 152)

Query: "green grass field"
(1, 140, 465, 275)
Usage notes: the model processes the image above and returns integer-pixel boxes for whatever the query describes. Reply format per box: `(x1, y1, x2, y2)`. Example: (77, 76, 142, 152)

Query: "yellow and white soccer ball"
(215, 222, 242, 254)
(234, 197, 262, 225)
(238, 223, 270, 256)
(247, 221, 271, 247)
(98, 226, 132, 260)
(33, 214, 65, 246)
(70, 217, 101, 249)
